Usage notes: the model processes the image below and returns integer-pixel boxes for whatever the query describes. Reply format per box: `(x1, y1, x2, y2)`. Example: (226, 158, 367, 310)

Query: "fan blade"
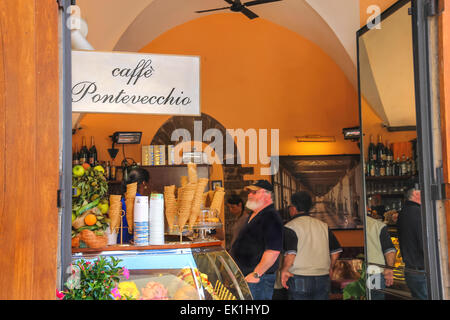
(195, 6, 232, 13)
(224, 0, 235, 4)
(244, 0, 282, 7)
(241, 7, 258, 19)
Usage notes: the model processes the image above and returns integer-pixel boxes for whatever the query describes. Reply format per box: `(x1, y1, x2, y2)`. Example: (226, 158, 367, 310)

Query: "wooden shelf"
(72, 240, 223, 254)
(365, 175, 416, 181)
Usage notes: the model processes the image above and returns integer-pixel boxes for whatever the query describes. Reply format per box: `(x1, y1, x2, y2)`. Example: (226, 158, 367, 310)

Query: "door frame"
(58, 0, 73, 289)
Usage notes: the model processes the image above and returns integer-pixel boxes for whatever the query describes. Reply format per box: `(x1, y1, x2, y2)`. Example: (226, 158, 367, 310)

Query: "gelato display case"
(72, 243, 253, 300)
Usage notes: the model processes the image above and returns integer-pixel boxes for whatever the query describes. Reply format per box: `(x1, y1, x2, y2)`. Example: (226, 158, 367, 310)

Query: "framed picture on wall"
(211, 180, 223, 190)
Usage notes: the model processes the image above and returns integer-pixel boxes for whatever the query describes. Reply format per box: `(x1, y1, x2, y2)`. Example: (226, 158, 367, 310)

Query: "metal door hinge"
(426, 0, 444, 17)
(430, 167, 446, 200)
(57, 189, 64, 208)
(57, 0, 76, 9)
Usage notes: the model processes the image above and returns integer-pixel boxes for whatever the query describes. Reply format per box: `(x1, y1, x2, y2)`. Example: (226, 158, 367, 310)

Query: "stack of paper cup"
(149, 193, 165, 245)
(134, 196, 149, 246)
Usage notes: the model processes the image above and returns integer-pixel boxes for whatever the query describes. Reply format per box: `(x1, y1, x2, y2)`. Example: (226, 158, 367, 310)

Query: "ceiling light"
(296, 135, 336, 143)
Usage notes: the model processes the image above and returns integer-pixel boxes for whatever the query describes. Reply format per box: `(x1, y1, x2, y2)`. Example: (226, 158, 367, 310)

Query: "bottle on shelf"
(72, 143, 79, 166)
(88, 136, 98, 166)
(376, 135, 385, 163)
(105, 161, 111, 180)
(79, 136, 89, 164)
(368, 158, 375, 177)
(110, 161, 116, 181)
(406, 157, 412, 175)
(374, 160, 381, 177)
(379, 159, 386, 176)
(368, 135, 377, 162)
(401, 154, 407, 176)
(411, 157, 416, 176)
(394, 157, 401, 176)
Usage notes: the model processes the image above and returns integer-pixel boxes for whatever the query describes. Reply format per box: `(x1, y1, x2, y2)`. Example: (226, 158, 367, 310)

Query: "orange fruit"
(84, 214, 97, 226)
(82, 163, 91, 170)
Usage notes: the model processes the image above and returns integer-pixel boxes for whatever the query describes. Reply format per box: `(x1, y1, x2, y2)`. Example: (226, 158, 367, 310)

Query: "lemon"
(98, 202, 109, 214)
(93, 165, 105, 173)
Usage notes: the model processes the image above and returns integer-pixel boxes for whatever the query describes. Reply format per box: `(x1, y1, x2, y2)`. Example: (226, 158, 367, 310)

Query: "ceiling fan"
(195, 0, 283, 20)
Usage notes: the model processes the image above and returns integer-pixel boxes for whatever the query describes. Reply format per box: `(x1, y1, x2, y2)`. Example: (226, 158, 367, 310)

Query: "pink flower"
(122, 267, 130, 280)
(111, 287, 121, 300)
(56, 289, 65, 300)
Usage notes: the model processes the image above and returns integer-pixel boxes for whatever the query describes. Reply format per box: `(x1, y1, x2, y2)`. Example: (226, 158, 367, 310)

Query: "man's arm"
(330, 252, 341, 278)
(245, 250, 280, 283)
(281, 253, 295, 289)
(379, 226, 397, 287)
(383, 251, 396, 287)
(329, 230, 343, 278)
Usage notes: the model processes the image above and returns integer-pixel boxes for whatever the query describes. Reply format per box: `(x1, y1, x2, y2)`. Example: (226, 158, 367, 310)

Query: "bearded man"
(230, 180, 283, 300)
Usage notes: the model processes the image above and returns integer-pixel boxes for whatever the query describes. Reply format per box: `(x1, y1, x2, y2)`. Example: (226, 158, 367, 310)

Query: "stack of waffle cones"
(164, 185, 177, 232)
(210, 187, 225, 217)
(109, 194, 122, 233)
(188, 178, 209, 230)
(125, 182, 137, 234)
(162, 163, 225, 234)
(177, 183, 196, 232)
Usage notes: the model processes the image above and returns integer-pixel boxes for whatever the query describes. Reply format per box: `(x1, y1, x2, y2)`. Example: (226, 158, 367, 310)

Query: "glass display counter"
(72, 243, 252, 300)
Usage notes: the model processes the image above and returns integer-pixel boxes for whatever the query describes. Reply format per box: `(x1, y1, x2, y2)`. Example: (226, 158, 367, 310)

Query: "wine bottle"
(368, 135, 376, 162)
(394, 157, 401, 176)
(79, 136, 89, 164)
(376, 135, 385, 162)
(72, 143, 79, 166)
(385, 141, 393, 161)
(401, 154, 407, 176)
(89, 136, 98, 166)
(379, 160, 386, 176)
(106, 161, 111, 180)
(369, 159, 375, 177)
(406, 157, 412, 175)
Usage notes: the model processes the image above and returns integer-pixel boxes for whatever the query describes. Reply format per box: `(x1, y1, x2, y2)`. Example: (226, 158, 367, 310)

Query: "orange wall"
(74, 13, 360, 181)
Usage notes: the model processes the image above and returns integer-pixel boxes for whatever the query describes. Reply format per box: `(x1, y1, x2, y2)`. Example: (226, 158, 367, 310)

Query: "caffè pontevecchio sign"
(72, 50, 200, 115)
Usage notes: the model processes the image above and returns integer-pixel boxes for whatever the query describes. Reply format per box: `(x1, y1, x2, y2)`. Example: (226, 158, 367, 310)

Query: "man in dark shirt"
(397, 182, 428, 299)
(230, 180, 283, 300)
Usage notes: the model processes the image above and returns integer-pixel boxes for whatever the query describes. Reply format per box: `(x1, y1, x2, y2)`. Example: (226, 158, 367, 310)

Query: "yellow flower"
(118, 281, 140, 300)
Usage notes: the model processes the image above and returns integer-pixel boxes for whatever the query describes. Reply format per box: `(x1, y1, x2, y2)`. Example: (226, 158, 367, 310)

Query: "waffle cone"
(187, 163, 198, 184)
(125, 198, 135, 234)
(188, 179, 209, 230)
(164, 185, 177, 232)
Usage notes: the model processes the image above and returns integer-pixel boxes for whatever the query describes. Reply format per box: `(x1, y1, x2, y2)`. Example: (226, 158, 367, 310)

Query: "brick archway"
(151, 113, 254, 248)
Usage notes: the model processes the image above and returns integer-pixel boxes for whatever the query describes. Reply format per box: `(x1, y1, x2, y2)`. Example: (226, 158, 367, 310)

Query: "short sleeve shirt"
(283, 214, 343, 256)
(230, 204, 283, 276)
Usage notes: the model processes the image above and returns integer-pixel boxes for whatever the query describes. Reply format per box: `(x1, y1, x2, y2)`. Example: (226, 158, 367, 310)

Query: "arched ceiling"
(76, 0, 360, 88)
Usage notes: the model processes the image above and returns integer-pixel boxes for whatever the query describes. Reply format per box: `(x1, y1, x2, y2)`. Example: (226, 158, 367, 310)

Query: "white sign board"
(72, 50, 200, 115)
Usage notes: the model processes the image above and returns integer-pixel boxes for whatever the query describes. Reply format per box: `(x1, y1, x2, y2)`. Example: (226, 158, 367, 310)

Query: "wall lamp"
(107, 131, 142, 160)
(296, 135, 336, 143)
(342, 127, 361, 141)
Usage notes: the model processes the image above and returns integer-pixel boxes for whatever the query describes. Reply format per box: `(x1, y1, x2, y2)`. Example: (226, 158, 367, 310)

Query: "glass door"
(357, 0, 442, 300)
